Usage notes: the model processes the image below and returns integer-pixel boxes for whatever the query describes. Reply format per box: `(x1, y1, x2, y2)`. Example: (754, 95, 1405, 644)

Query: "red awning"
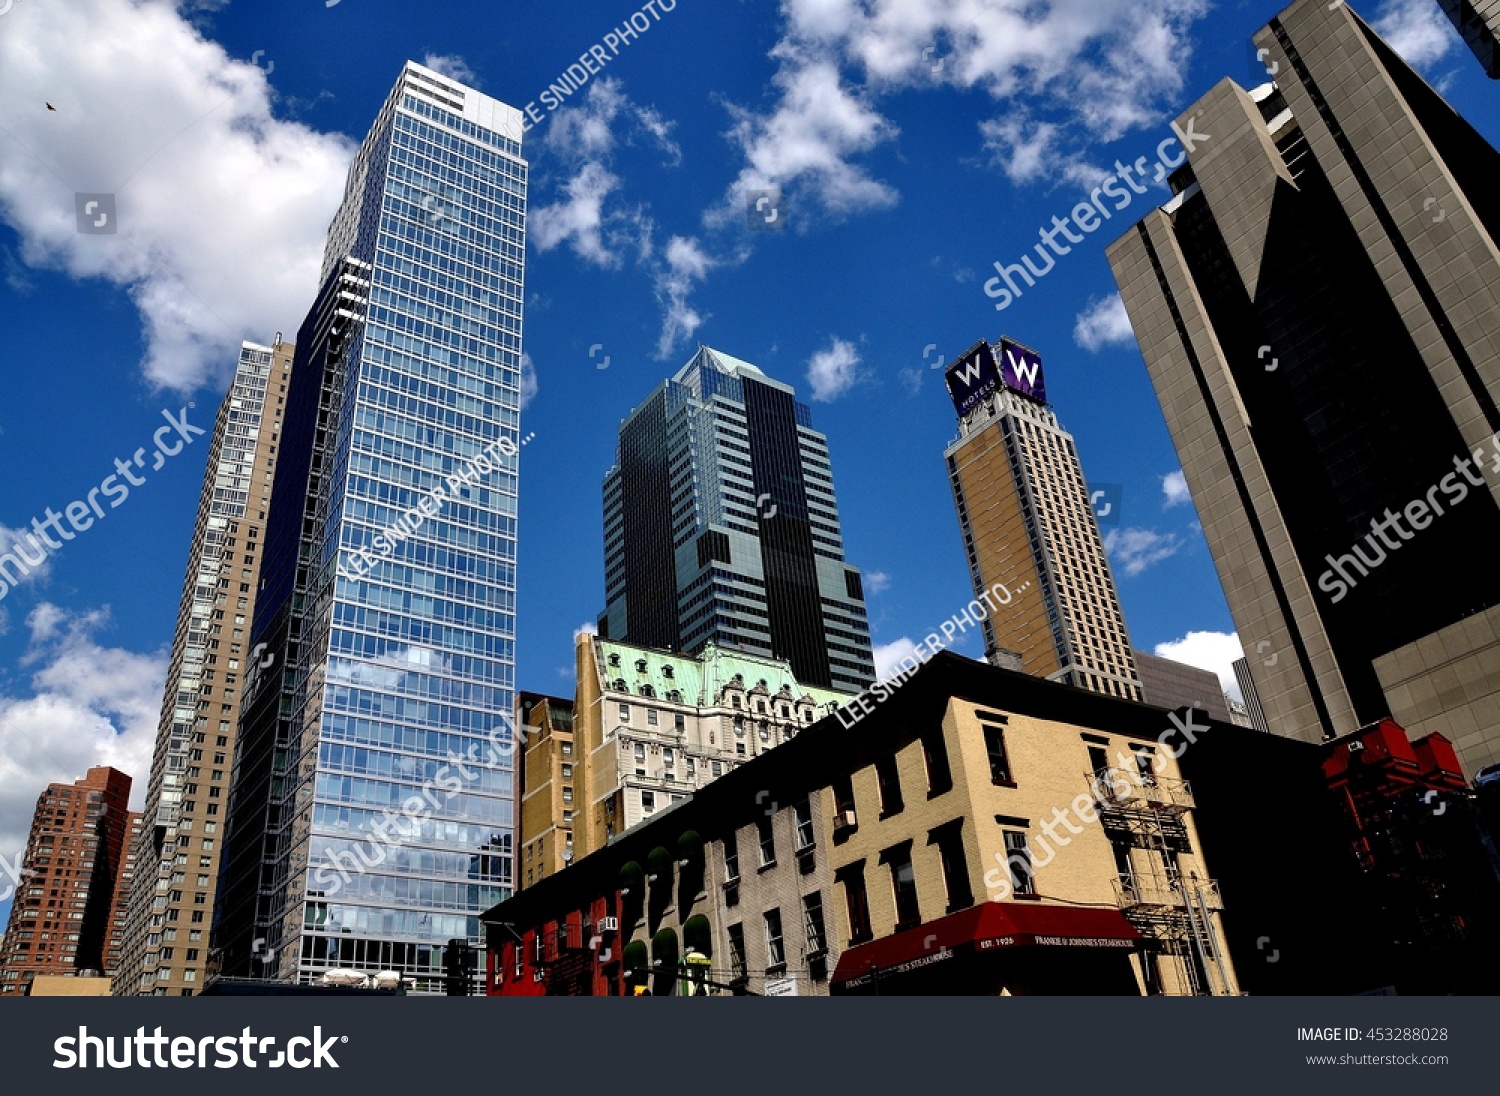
(831, 903, 1140, 990)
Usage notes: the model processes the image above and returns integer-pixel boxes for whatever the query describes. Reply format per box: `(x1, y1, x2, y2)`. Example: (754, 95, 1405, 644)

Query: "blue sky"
(0, 0, 1495, 918)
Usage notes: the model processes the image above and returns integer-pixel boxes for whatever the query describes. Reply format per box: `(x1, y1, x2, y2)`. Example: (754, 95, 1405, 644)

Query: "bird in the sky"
(45, 102, 57, 111)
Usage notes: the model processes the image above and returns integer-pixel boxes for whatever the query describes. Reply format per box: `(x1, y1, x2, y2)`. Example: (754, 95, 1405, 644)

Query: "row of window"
(725, 892, 828, 977)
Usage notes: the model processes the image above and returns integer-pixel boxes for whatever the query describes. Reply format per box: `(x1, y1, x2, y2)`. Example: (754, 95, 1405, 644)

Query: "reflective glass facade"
(217, 62, 526, 993)
(601, 348, 875, 694)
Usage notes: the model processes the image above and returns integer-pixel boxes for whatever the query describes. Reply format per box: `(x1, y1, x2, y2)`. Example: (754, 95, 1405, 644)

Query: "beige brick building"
(514, 635, 847, 892)
(943, 338, 1142, 700)
(113, 339, 294, 995)
(485, 653, 1239, 997)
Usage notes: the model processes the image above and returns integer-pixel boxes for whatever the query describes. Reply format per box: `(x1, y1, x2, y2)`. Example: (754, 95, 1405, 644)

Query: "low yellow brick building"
(488, 651, 1239, 996)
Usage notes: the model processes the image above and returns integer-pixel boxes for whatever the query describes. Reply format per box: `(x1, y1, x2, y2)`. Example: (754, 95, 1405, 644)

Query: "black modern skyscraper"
(1108, 0, 1500, 775)
(599, 347, 875, 694)
(1438, 0, 1500, 77)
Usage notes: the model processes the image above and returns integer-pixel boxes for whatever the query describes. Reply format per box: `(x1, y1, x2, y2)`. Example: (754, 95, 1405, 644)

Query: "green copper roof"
(593, 638, 852, 710)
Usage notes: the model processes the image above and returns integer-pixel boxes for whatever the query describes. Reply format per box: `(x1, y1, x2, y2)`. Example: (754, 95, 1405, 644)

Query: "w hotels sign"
(944, 337, 1047, 417)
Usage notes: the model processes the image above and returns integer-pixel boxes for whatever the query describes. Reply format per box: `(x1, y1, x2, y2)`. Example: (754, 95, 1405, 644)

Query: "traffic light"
(682, 951, 714, 996)
(444, 938, 475, 996)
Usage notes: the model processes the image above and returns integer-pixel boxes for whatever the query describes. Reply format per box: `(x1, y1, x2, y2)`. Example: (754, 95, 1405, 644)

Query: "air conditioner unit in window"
(598, 916, 619, 933)
(841, 810, 857, 827)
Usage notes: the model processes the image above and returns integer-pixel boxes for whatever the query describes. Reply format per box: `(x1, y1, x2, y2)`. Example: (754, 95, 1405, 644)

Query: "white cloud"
(1372, 0, 1460, 69)
(546, 78, 630, 161)
(421, 53, 478, 87)
(1161, 470, 1191, 509)
(1153, 630, 1245, 702)
(0, 0, 356, 392)
(530, 77, 709, 354)
(873, 636, 919, 681)
(530, 161, 627, 267)
(1073, 293, 1135, 352)
(712, 0, 1211, 226)
(1104, 527, 1183, 576)
(806, 336, 863, 402)
(520, 352, 538, 410)
(634, 105, 682, 167)
(573, 621, 598, 640)
(653, 236, 717, 358)
(979, 115, 1101, 189)
(0, 605, 164, 869)
(713, 52, 899, 227)
(0, 524, 53, 595)
(864, 570, 891, 595)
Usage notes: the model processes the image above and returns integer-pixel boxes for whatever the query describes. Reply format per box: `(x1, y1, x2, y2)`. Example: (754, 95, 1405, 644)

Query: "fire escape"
(538, 918, 593, 996)
(1089, 764, 1231, 995)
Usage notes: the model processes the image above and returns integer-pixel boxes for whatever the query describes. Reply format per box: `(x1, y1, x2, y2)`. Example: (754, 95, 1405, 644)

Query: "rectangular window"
(727, 924, 746, 979)
(876, 755, 904, 816)
(1134, 747, 1157, 786)
(984, 724, 1013, 784)
(930, 822, 974, 911)
(561, 764, 572, 779)
(802, 893, 827, 955)
(793, 799, 816, 851)
(832, 775, 857, 830)
(619, 704, 630, 723)
(562, 786, 573, 804)
(640, 791, 655, 814)
(561, 741, 572, 758)
(884, 845, 921, 929)
(763, 909, 785, 968)
(922, 731, 953, 796)
(647, 709, 658, 726)
(1004, 831, 1035, 896)
(757, 817, 776, 867)
(840, 866, 872, 945)
(674, 713, 685, 731)
(634, 742, 646, 761)
(724, 836, 740, 883)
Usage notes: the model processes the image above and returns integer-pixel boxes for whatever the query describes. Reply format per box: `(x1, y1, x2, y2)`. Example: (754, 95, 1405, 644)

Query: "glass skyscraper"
(599, 347, 875, 694)
(216, 62, 527, 992)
